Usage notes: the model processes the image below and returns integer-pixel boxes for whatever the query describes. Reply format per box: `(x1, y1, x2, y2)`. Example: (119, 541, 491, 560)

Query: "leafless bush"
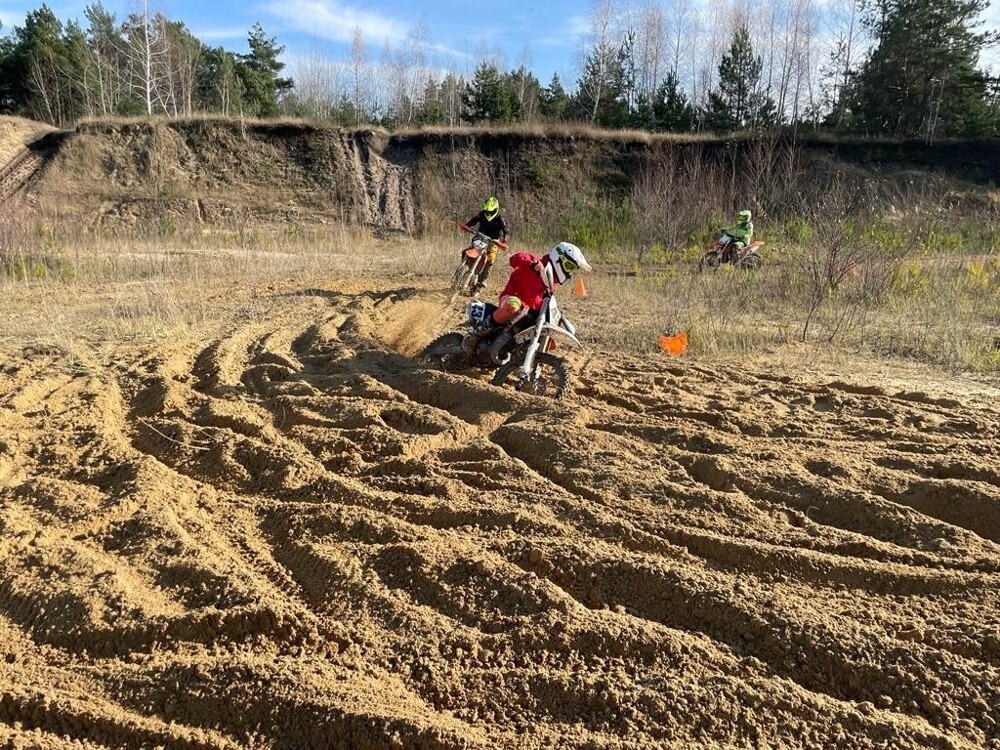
(632, 147, 697, 258)
(631, 135, 810, 264)
(795, 180, 874, 341)
(631, 145, 737, 261)
(0, 205, 48, 283)
(735, 134, 803, 216)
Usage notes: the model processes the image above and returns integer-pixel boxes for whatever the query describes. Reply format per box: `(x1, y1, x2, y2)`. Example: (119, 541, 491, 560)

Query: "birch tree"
(121, 0, 170, 115)
(576, 0, 618, 122)
(349, 28, 371, 126)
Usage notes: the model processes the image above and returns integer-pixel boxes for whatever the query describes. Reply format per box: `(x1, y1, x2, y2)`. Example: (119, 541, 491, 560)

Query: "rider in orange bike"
(459, 196, 511, 293)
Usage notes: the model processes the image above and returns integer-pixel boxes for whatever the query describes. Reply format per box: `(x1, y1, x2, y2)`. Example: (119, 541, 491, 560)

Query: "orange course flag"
(658, 331, 688, 356)
(574, 276, 588, 297)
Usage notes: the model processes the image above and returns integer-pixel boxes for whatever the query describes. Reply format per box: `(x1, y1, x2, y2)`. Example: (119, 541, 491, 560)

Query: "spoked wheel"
(698, 250, 723, 272)
(449, 263, 468, 289)
(738, 253, 763, 270)
(491, 352, 569, 400)
(420, 333, 467, 372)
(448, 265, 474, 304)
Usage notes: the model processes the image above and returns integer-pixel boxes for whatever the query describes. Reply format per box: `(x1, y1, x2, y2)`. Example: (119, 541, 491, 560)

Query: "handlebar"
(458, 222, 508, 250)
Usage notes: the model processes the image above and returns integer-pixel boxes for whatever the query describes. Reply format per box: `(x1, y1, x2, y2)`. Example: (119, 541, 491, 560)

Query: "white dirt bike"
(448, 230, 507, 304)
(422, 293, 580, 399)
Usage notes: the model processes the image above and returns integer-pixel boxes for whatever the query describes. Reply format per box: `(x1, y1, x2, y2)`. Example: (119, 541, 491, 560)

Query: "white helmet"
(542, 241, 591, 289)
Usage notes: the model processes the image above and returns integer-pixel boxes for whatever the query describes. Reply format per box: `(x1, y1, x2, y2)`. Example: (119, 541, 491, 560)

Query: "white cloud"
(1, 3, 87, 30)
(194, 26, 251, 42)
(262, 0, 410, 45)
(566, 15, 591, 38)
(978, 2, 1000, 70)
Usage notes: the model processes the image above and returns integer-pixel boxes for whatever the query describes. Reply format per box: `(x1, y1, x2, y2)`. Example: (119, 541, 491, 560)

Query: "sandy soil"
(2, 277, 1000, 749)
(0, 117, 53, 164)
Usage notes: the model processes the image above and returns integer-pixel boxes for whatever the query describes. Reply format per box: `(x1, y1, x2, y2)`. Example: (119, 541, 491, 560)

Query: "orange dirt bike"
(699, 236, 765, 271)
(448, 228, 508, 303)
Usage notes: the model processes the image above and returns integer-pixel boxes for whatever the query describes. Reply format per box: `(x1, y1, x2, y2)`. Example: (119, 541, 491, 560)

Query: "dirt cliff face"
(9, 117, 998, 239)
(24, 120, 656, 236)
(35, 121, 412, 231)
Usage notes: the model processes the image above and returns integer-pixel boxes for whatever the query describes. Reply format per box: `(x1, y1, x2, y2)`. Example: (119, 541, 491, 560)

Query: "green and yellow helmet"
(483, 197, 500, 220)
(738, 209, 752, 222)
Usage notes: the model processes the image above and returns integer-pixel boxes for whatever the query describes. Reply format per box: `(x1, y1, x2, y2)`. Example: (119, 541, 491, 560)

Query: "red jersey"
(499, 252, 551, 311)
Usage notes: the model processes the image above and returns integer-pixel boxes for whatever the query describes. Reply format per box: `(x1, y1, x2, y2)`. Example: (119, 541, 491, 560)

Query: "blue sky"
(4, 0, 999, 85)
(0, 0, 592, 84)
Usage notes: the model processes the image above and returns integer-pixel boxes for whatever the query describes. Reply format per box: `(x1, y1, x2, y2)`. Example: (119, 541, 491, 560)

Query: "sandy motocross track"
(2, 278, 1000, 749)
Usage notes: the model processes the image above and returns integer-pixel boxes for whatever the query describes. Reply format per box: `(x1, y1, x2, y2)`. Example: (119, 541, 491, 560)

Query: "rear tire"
(420, 333, 467, 372)
(492, 352, 569, 400)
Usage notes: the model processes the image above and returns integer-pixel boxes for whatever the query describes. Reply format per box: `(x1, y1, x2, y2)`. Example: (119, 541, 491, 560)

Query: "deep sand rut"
(2, 281, 1000, 749)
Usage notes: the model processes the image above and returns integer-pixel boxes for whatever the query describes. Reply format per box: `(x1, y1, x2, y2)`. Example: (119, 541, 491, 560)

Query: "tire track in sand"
(3, 282, 1000, 749)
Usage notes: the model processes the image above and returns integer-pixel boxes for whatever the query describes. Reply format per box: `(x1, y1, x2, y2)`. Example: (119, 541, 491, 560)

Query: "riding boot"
(462, 324, 494, 355)
(472, 260, 494, 294)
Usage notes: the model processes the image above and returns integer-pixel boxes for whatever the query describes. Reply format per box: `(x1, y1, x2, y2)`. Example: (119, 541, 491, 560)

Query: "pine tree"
(83, 3, 128, 116)
(415, 76, 445, 126)
(509, 65, 542, 122)
(574, 37, 629, 127)
(463, 62, 519, 123)
(540, 73, 570, 120)
(705, 24, 776, 132)
(0, 22, 7, 112)
(237, 22, 292, 117)
(196, 46, 243, 115)
(0, 6, 71, 121)
(652, 70, 694, 131)
(845, 0, 996, 138)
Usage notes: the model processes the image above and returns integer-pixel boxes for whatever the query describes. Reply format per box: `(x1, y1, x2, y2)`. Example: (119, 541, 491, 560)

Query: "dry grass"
(393, 121, 722, 143)
(0, 222, 455, 348)
(572, 256, 1000, 373)
(71, 115, 722, 144)
(4, 216, 999, 375)
(74, 113, 358, 132)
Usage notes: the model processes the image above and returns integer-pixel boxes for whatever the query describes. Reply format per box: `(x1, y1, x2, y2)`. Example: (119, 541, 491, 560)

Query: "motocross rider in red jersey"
(462, 242, 591, 359)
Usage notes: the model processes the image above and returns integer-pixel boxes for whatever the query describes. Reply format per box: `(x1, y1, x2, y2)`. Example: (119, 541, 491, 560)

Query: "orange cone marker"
(658, 331, 688, 356)
(574, 276, 588, 297)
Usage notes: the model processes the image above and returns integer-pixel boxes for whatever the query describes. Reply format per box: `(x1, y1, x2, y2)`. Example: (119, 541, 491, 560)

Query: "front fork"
(518, 328, 548, 386)
(515, 296, 551, 387)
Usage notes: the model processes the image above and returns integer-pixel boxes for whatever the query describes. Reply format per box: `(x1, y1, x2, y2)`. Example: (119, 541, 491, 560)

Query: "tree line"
(0, 1, 290, 123)
(0, 0, 997, 140)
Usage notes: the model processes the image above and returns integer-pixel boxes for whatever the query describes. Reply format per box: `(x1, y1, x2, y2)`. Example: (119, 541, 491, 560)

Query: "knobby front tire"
(699, 250, 723, 272)
(491, 352, 569, 400)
